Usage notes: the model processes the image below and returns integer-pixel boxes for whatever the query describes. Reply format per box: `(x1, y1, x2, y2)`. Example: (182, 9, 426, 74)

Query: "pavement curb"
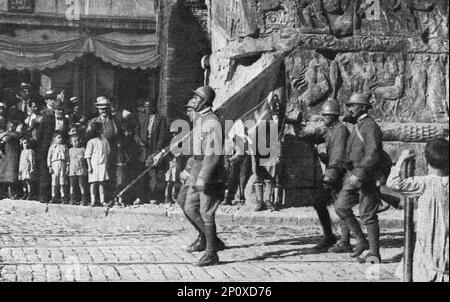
(1, 199, 406, 230)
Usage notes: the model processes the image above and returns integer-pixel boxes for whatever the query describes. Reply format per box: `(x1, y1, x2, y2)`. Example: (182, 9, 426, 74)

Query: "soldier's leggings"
(176, 184, 204, 234)
(335, 176, 380, 226)
(185, 184, 225, 226)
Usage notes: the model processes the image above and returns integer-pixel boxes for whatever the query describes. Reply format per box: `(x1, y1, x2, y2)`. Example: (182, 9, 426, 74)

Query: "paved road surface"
(0, 201, 403, 282)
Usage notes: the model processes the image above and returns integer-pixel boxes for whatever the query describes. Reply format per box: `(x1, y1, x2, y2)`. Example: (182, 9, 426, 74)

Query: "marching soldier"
(292, 99, 350, 252)
(183, 86, 226, 267)
(320, 100, 353, 253)
(335, 93, 384, 262)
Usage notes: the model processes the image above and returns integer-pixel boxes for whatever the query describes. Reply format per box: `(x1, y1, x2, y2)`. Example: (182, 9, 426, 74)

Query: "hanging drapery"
(0, 29, 159, 71)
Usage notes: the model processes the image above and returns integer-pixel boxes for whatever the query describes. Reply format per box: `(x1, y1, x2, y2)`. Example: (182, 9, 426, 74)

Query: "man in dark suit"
(37, 100, 69, 202)
(40, 90, 57, 118)
(136, 99, 169, 203)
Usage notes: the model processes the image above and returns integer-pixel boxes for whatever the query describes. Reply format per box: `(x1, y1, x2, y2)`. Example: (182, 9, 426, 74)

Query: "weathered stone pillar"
(157, 0, 211, 120)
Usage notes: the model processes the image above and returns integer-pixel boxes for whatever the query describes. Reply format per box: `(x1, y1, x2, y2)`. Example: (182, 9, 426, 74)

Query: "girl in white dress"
(18, 136, 35, 200)
(85, 122, 110, 207)
(387, 138, 449, 282)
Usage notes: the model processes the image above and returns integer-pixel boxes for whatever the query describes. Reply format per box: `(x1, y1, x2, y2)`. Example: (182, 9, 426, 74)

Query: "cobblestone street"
(0, 200, 403, 282)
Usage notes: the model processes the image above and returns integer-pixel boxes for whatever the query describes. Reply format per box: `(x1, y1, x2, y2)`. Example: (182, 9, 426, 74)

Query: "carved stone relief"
(360, 0, 449, 39)
(284, 51, 449, 124)
(285, 50, 332, 125)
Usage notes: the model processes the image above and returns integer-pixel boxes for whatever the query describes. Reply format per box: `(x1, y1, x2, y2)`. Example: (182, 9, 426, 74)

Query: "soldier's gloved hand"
(153, 150, 165, 166)
(346, 175, 362, 190)
(145, 155, 154, 167)
(179, 170, 189, 183)
(318, 152, 329, 165)
(194, 178, 206, 191)
(322, 176, 336, 190)
(323, 169, 339, 188)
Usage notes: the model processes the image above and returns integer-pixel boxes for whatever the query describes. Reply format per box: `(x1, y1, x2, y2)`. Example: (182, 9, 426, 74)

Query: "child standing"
(47, 131, 69, 204)
(85, 122, 110, 207)
(18, 137, 35, 200)
(387, 138, 449, 282)
(164, 128, 182, 204)
(68, 135, 88, 205)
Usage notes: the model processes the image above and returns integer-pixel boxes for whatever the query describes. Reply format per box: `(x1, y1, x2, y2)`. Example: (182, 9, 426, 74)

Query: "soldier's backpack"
(355, 125, 393, 186)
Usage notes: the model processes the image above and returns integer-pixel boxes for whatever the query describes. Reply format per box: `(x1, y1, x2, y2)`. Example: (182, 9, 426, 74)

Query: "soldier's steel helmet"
(192, 86, 216, 106)
(346, 93, 372, 109)
(321, 99, 341, 116)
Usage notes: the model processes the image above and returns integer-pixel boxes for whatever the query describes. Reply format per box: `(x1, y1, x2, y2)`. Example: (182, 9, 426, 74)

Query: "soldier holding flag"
(183, 86, 226, 267)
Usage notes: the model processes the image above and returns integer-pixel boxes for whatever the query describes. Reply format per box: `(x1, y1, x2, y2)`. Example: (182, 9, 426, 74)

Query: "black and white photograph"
(0, 0, 448, 285)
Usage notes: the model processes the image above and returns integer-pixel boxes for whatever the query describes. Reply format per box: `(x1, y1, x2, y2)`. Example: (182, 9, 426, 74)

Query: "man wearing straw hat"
(87, 96, 119, 204)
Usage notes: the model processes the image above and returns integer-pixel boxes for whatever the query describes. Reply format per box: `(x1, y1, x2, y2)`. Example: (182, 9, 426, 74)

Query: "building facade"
(205, 0, 449, 205)
(0, 0, 159, 113)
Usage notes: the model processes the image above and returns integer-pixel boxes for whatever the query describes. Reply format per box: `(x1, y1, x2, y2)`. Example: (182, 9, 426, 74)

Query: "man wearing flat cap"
(67, 96, 87, 125)
(37, 99, 70, 202)
(13, 82, 32, 117)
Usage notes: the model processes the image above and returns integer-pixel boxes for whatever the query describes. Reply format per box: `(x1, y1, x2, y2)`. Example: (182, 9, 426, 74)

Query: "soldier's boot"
(183, 210, 206, 252)
(345, 217, 369, 258)
(186, 234, 206, 253)
(253, 182, 265, 211)
(357, 223, 381, 264)
(313, 204, 337, 252)
(264, 180, 276, 211)
(329, 221, 353, 253)
(197, 223, 219, 267)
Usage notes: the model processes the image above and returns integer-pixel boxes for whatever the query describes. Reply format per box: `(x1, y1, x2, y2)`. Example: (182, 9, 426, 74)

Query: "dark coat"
(345, 115, 383, 183)
(36, 114, 70, 155)
(297, 121, 349, 184)
(136, 113, 169, 156)
(187, 109, 225, 186)
(324, 121, 349, 174)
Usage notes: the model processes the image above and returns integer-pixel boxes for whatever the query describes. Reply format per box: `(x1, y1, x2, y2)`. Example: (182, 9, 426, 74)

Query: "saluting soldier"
(291, 100, 349, 252)
(183, 86, 226, 267)
(320, 100, 354, 254)
(335, 93, 384, 262)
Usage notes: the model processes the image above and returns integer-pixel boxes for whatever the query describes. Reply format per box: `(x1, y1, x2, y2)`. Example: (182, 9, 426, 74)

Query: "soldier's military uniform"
(335, 93, 384, 261)
(183, 86, 226, 267)
(295, 100, 351, 252)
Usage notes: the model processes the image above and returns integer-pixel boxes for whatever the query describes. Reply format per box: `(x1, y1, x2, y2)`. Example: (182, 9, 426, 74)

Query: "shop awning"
(0, 29, 159, 71)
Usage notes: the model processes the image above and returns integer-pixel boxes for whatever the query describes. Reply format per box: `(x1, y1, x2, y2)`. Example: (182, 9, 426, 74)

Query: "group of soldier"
(2, 80, 388, 267)
(295, 93, 387, 263)
(174, 84, 387, 267)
